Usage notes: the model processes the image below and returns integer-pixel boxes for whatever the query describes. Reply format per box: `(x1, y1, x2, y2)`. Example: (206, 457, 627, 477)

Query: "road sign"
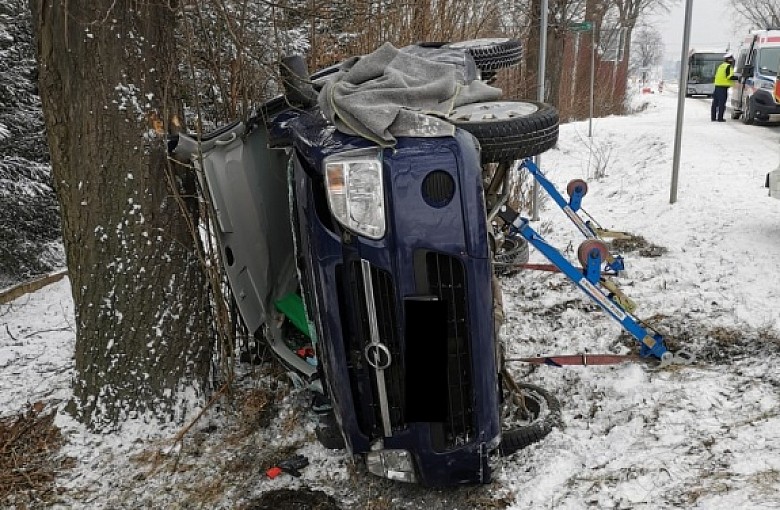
(570, 21, 593, 32)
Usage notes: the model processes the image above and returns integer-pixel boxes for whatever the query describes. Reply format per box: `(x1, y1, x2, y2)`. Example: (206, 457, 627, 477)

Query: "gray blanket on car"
(318, 42, 502, 146)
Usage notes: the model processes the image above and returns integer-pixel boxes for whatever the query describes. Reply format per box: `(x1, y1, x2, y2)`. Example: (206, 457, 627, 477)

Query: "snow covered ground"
(3, 89, 780, 509)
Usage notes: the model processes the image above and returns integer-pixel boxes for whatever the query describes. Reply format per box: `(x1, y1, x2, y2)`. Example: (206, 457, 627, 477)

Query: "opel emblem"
(364, 343, 392, 370)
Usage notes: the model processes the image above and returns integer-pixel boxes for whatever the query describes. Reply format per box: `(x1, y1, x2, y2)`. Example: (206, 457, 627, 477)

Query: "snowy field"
(3, 89, 780, 509)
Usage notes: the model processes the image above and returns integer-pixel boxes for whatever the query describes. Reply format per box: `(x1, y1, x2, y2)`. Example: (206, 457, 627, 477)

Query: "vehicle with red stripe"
(730, 29, 780, 124)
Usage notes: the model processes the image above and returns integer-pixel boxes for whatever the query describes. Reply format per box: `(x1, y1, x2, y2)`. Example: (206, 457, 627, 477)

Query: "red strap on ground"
(508, 354, 643, 367)
(266, 466, 283, 479)
(517, 263, 561, 272)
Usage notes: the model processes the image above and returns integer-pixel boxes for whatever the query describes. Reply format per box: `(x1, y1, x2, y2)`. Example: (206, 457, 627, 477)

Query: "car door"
(175, 122, 317, 378)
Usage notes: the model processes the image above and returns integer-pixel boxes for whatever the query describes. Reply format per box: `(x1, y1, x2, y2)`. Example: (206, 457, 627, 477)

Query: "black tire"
(742, 98, 754, 125)
(493, 236, 529, 277)
(499, 381, 563, 456)
(315, 412, 346, 450)
(448, 101, 559, 163)
(445, 38, 523, 73)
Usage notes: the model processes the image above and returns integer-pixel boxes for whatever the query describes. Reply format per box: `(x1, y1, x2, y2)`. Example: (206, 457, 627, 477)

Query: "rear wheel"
(492, 236, 529, 277)
(499, 372, 563, 456)
(447, 100, 559, 163)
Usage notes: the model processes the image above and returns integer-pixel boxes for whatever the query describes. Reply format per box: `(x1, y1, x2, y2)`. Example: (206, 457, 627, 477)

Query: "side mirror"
(742, 64, 754, 76)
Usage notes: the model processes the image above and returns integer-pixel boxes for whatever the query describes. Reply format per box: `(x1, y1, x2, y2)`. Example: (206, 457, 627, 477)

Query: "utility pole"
(670, 0, 694, 204)
(531, 0, 548, 221)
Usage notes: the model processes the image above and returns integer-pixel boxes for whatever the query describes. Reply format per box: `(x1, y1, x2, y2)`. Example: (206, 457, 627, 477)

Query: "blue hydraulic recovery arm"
(497, 207, 672, 363)
(521, 158, 625, 274)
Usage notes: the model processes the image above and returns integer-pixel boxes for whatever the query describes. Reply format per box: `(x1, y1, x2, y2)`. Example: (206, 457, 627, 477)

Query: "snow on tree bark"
(30, 0, 211, 431)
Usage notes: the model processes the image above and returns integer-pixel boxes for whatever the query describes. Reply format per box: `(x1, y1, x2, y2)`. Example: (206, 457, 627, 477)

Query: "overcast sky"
(649, 0, 745, 61)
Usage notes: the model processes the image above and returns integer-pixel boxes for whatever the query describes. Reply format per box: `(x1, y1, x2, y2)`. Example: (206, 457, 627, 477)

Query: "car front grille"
(338, 254, 474, 449)
(425, 252, 474, 447)
(342, 261, 405, 437)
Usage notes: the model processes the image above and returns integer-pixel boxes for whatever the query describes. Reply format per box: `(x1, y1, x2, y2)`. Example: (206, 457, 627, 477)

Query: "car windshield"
(756, 47, 780, 76)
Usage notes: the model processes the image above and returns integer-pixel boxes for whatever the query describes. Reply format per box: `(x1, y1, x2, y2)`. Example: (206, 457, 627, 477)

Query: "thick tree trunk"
(31, 0, 211, 431)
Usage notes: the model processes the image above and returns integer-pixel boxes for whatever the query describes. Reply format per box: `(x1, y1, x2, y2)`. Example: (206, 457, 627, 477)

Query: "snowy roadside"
(2, 90, 780, 509)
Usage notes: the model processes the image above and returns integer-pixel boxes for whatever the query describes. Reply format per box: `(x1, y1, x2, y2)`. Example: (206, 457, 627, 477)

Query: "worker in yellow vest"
(712, 53, 737, 122)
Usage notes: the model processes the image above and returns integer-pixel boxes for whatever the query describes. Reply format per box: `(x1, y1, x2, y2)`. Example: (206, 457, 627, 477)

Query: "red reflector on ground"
(266, 466, 283, 479)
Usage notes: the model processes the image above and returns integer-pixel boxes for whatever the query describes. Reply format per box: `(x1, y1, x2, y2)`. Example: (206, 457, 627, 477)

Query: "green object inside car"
(274, 293, 311, 339)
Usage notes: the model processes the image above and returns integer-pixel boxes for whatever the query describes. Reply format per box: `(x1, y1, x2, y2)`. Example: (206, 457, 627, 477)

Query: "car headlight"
(324, 149, 386, 239)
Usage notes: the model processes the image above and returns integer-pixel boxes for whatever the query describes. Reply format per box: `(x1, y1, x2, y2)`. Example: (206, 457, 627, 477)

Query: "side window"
(737, 51, 747, 72)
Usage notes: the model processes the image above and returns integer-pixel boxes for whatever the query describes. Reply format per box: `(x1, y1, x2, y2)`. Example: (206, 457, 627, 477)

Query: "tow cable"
(505, 350, 694, 368)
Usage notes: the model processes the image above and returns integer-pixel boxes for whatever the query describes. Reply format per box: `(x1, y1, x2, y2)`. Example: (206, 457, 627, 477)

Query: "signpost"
(570, 21, 592, 32)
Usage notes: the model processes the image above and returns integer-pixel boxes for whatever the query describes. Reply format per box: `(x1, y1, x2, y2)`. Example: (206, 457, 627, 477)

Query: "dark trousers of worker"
(711, 86, 729, 121)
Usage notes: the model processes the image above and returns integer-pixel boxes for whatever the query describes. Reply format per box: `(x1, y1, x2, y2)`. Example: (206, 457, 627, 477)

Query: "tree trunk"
(613, 26, 633, 109)
(524, 0, 541, 102)
(31, 0, 211, 432)
(544, 27, 566, 107)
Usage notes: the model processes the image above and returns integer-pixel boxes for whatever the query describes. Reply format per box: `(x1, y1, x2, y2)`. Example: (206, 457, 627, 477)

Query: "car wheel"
(444, 38, 522, 75)
(493, 236, 529, 277)
(742, 98, 754, 125)
(447, 101, 559, 163)
(315, 411, 346, 450)
(498, 374, 563, 456)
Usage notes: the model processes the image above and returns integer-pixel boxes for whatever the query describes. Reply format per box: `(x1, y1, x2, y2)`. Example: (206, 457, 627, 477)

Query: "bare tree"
(31, 0, 212, 432)
(630, 25, 664, 81)
(729, 0, 780, 28)
(611, 0, 674, 106)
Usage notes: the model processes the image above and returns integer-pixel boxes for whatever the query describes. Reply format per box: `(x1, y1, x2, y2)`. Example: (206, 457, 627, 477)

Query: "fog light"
(366, 449, 418, 483)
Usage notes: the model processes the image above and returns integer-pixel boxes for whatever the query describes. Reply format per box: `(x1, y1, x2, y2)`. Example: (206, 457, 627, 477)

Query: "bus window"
(686, 52, 723, 96)
(688, 53, 721, 83)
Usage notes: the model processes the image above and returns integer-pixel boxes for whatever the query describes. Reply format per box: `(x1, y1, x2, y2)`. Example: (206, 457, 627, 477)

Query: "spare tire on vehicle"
(447, 100, 559, 163)
(444, 38, 522, 73)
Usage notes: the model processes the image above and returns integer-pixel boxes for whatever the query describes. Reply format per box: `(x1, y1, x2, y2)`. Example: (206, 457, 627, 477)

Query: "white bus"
(685, 50, 726, 97)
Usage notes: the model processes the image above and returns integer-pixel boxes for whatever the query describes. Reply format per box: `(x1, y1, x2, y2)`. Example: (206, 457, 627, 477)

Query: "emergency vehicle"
(730, 29, 780, 123)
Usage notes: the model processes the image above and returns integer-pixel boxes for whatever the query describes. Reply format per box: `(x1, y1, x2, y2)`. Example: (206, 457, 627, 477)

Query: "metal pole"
(670, 0, 694, 204)
(588, 22, 595, 137)
(531, 0, 548, 221)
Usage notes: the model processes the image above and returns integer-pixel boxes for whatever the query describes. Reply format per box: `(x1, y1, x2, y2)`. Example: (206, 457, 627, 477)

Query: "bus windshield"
(688, 53, 723, 84)
(756, 47, 780, 76)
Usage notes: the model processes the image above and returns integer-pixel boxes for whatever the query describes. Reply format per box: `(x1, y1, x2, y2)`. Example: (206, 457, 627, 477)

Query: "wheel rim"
(449, 101, 540, 122)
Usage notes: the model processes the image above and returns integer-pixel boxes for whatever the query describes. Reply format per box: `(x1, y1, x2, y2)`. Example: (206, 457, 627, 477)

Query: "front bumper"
(750, 90, 780, 121)
(292, 132, 501, 486)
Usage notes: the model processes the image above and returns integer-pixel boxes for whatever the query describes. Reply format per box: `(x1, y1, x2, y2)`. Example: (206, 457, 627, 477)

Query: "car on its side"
(173, 39, 561, 486)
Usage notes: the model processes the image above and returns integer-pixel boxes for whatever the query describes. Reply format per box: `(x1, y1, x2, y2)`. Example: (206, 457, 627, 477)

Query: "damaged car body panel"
(177, 112, 501, 486)
(286, 114, 501, 485)
(174, 40, 561, 487)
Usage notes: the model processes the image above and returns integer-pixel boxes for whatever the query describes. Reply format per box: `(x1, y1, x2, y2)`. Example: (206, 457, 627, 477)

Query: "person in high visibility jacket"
(712, 53, 737, 122)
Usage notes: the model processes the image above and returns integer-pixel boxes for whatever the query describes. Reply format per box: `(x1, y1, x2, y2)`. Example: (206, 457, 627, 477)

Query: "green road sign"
(570, 21, 593, 32)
